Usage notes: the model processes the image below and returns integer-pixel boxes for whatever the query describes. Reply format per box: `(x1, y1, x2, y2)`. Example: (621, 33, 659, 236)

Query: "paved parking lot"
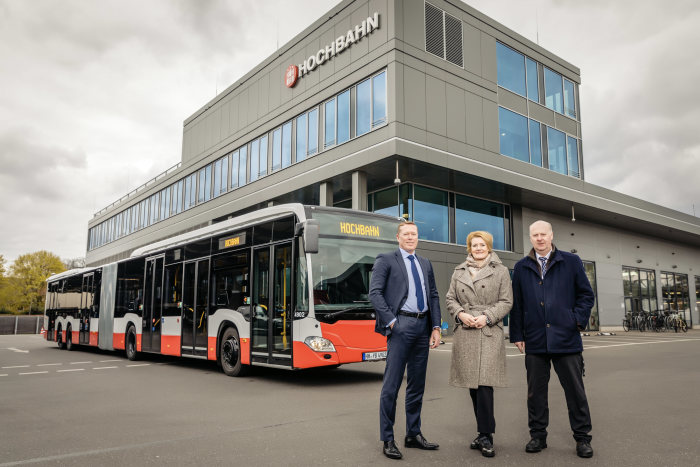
(2, 331, 700, 466)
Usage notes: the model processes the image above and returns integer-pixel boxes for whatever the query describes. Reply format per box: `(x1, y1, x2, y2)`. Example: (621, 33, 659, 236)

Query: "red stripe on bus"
(89, 332, 98, 346)
(241, 338, 250, 365)
(208, 337, 216, 360)
(292, 341, 339, 368)
(113, 333, 125, 350)
(161, 335, 181, 356)
(72, 331, 79, 344)
(136, 333, 142, 352)
(319, 321, 387, 363)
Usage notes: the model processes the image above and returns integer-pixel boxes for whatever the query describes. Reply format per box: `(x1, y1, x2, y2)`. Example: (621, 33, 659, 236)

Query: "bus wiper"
(322, 306, 374, 320)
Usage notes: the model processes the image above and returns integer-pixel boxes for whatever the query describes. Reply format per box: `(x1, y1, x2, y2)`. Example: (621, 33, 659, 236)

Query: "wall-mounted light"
(672, 265, 678, 269)
(571, 205, 576, 222)
(635, 259, 642, 263)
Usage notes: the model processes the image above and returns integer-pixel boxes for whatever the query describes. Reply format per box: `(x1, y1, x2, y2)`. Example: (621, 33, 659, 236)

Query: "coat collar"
(453, 251, 503, 290)
(525, 245, 561, 271)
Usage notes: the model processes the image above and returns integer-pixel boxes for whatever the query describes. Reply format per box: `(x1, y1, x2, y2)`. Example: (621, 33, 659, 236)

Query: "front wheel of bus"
(125, 325, 138, 361)
(65, 325, 74, 351)
(220, 327, 248, 377)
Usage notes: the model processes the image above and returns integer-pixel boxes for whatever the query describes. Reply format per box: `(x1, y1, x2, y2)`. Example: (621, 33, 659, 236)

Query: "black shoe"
(576, 440, 594, 458)
(525, 437, 547, 453)
(469, 436, 480, 450)
(404, 433, 439, 450)
(383, 440, 402, 459)
(478, 435, 495, 458)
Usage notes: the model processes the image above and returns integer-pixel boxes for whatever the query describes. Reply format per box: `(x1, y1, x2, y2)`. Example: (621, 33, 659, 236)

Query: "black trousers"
(469, 385, 495, 434)
(525, 353, 592, 442)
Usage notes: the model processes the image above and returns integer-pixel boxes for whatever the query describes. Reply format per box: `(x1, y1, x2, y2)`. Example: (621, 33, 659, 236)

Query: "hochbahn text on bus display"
(44, 204, 401, 376)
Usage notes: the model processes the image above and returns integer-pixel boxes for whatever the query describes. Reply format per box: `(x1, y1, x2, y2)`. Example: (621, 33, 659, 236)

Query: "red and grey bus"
(44, 204, 400, 376)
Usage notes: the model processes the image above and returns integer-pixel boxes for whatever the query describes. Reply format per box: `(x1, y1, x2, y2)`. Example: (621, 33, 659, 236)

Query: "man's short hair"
(529, 220, 553, 234)
(397, 221, 417, 235)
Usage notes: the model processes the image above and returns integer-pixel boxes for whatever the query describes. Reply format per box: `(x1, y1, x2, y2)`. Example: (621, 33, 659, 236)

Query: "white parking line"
(93, 366, 118, 370)
(126, 364, 150, 367)
(19, 371, 49, 375)
(98, 359, 121, 363)
(71, 361, 92, 365)
(37, 363, 62, 367)
(585, 338, 699, 350)
(0, 374, 7, 377)
(57, 369, 85, 373)
(1, 365, 30, 369)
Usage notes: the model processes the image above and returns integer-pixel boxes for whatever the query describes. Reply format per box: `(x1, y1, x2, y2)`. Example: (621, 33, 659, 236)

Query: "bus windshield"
(309, 210, 399, 322)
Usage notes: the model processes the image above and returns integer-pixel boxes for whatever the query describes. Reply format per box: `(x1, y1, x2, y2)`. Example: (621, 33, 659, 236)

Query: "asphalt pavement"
(2, 331, 700, 466)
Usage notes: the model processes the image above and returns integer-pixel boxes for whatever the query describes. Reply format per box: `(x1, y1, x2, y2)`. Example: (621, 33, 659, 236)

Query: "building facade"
(85, 0, 700, 331)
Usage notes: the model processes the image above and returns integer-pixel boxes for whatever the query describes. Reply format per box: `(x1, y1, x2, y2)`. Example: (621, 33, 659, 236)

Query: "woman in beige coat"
(446, 231, 513, 458)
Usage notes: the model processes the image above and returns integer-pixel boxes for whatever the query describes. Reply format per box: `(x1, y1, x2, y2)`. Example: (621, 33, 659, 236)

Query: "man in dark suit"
(510, 220, 595, 459)
(369, 221, 442, 460)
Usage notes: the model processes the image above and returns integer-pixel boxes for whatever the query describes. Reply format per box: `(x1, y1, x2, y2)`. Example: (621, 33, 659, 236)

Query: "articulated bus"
(44, 204, 401, 376)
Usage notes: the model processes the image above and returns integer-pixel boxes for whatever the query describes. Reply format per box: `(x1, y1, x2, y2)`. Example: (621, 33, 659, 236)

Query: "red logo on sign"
(285, 65, 299, 88)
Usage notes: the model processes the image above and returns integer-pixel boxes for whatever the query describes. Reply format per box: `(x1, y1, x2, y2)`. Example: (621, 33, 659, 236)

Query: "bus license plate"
(363, 351, 387, 361)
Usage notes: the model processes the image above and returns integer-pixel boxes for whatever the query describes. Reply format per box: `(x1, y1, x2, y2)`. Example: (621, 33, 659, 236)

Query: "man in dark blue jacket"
(369, 221, 442, 460)
(510, 220, 595, 459)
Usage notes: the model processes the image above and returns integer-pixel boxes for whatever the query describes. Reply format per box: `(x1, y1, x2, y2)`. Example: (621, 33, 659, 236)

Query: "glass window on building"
(413, 185, 449, 243)
(250, 140, 260, 182)
(368, 184, 411, 220)
(566, 135, 580, 178)
(356, 78, 371, 136)
(324, 98, 336, 148)
(159, 187, 170, 221)
(695, 276, 700, 321)
(337, 90, 350, 144)
(529, 119, 542, 166)
(213, 155, 228, 196)
(563, 78, 576, 119)
(238, 145, 248, 187)
(258, 135, 268, 177)
(582, 261, 599, 331)
(230, 150, 240, 190)
(184, 173, 196, 209)
(272, 127, 282, 172)
(372, 70, 387, 127)
(455, 194, 508, 251)
(544, 67, 563, 114)
(172, 179, 183, 215)
(547, 127, 567, 175)
(308, 108, 318, 155)
(296, 114, 307, 162)
(131, 203, 139, 232)
(499, 107, 529, 162)
(197, 165, 212, 204)
(661, 271, 691, 326)
(623, 266, 658, 315)
(496, 42, 526, 96)
(149, 192, 159, 226)
(282, 122, 292, 169)
(526, 57, 539, 102)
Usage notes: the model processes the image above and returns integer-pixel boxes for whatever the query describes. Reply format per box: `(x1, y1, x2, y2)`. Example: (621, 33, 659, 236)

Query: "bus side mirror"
(296, 220, 319, 254)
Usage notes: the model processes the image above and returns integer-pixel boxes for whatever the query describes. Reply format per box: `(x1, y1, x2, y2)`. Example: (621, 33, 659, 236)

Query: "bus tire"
(125, 325, 138, 361)
(57, 326, 65, 350)
(220, 327, 249, 377)
(65, 326, 74, 351)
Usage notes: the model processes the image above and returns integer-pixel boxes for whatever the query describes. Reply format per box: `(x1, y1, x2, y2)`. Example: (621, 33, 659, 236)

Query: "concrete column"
(319, 182, 333, 207)
(351, 171, 367, 211)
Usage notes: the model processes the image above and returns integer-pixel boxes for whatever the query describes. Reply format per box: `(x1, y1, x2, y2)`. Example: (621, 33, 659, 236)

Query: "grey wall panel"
(498, 88, 527, 116)
(248, 81, 259, 123)
(368, 0, 389, 47)
(238, 88, 249, 130)
(482, 99, 499, 153)
(333, 15, 353, 71)
(350, 4, 371, 63)
(480, 32, 497, 84)
(426, 75, 447, 136)
(403, 66, 426, 130)
(446, 83, 466, 143)
(230, 94, 240, 136)
(267, 68, 281, 112)
(463, 21, 482, 77)
(528, 102, 555, 127)
(318, 28, 336, 83)
(221, 99, 231, 140)
(465, 91, 484, 147)
(258, 73, 269, 118)
(555, 114, 578, 137)
(401, 0, 424, 51)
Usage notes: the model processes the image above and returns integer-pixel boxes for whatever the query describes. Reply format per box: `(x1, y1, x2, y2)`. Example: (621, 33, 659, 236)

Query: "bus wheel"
(220, 327, 249, 377)
(65, 326, 74, 351)
(57, 326, 65, 350)
(125, 325, 138, 361)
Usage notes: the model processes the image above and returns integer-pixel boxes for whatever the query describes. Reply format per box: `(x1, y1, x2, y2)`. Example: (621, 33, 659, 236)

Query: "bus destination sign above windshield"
(339, 222, 381, 238)
(219, 232, 247, 250)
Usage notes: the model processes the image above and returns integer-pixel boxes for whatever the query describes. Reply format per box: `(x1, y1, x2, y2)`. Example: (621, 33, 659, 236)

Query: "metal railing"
(0, 316, 43, 335)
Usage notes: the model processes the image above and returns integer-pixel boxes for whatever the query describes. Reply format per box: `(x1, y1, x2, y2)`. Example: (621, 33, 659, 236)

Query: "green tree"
(0, 254, 6, 277)
(10, 251, 65, 314)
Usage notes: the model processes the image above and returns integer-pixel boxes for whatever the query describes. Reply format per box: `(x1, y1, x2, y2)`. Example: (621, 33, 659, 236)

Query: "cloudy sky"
(1, 0, 698, 264)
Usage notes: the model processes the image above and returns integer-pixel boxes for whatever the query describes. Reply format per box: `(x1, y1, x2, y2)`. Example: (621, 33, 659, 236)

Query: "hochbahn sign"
(285, 12, 380, 88)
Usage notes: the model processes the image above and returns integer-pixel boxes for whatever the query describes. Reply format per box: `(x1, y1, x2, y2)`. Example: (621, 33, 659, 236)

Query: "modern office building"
(85, 0, 700, 330)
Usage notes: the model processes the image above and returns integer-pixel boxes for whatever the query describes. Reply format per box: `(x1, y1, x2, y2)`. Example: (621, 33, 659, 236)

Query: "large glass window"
(566, 135, 579, 178)
(413, 185, 449, 243)
(324, 98, 336, 148)
(368, 185, 411, 220)
(337, 90, 350, 144)
(623, 266, 658, 315)
(281, 122, 292, 169)
(563, 78, 576, 118)
(547, 127, 567, 175)
(356, 78, 371, 136)
(582, 261, 599, 331)
(272, 128, 282, 172)
(258, 135, 268, 177)
(213, 155, 228, 194)
(372, 71, 387, 127)
(308, 109, 318, 155)
(526, 57, 539, 102)
(455, 194, 507, 251)
(238, 145, 247, 187)
(172, 179, 183, 215)
(499, 107, 529, 162)
(159, 187, 170, 222)
(661, 272, 691, 325)
(296, 113, 307, 162)
(544, 67, 563, 114)
(184, 173, 196, 209)
(250, 140, 260, 182)
(529, 119, 542, 166)
(130, 205, 138, 233)
(197, 165, 212, 204)
(497, 42, 526, 96)
(230, 150, 240, 190)
(149, 193, 159, 226)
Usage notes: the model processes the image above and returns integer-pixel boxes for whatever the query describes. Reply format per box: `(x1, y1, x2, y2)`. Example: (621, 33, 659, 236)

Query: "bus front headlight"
(304, 336, 336, 352)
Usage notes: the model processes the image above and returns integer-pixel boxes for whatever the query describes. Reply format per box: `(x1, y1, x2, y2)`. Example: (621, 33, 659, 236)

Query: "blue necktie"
(539, 257, 547, 278)
(408, 255, 425, 311)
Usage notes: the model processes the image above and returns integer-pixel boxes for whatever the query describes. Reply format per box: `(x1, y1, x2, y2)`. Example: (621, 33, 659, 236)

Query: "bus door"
(181, 258, 209, 357)
(80, 273, 94, 345)
(142, 256, 164, 352)
(251, 242, 293, 366)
